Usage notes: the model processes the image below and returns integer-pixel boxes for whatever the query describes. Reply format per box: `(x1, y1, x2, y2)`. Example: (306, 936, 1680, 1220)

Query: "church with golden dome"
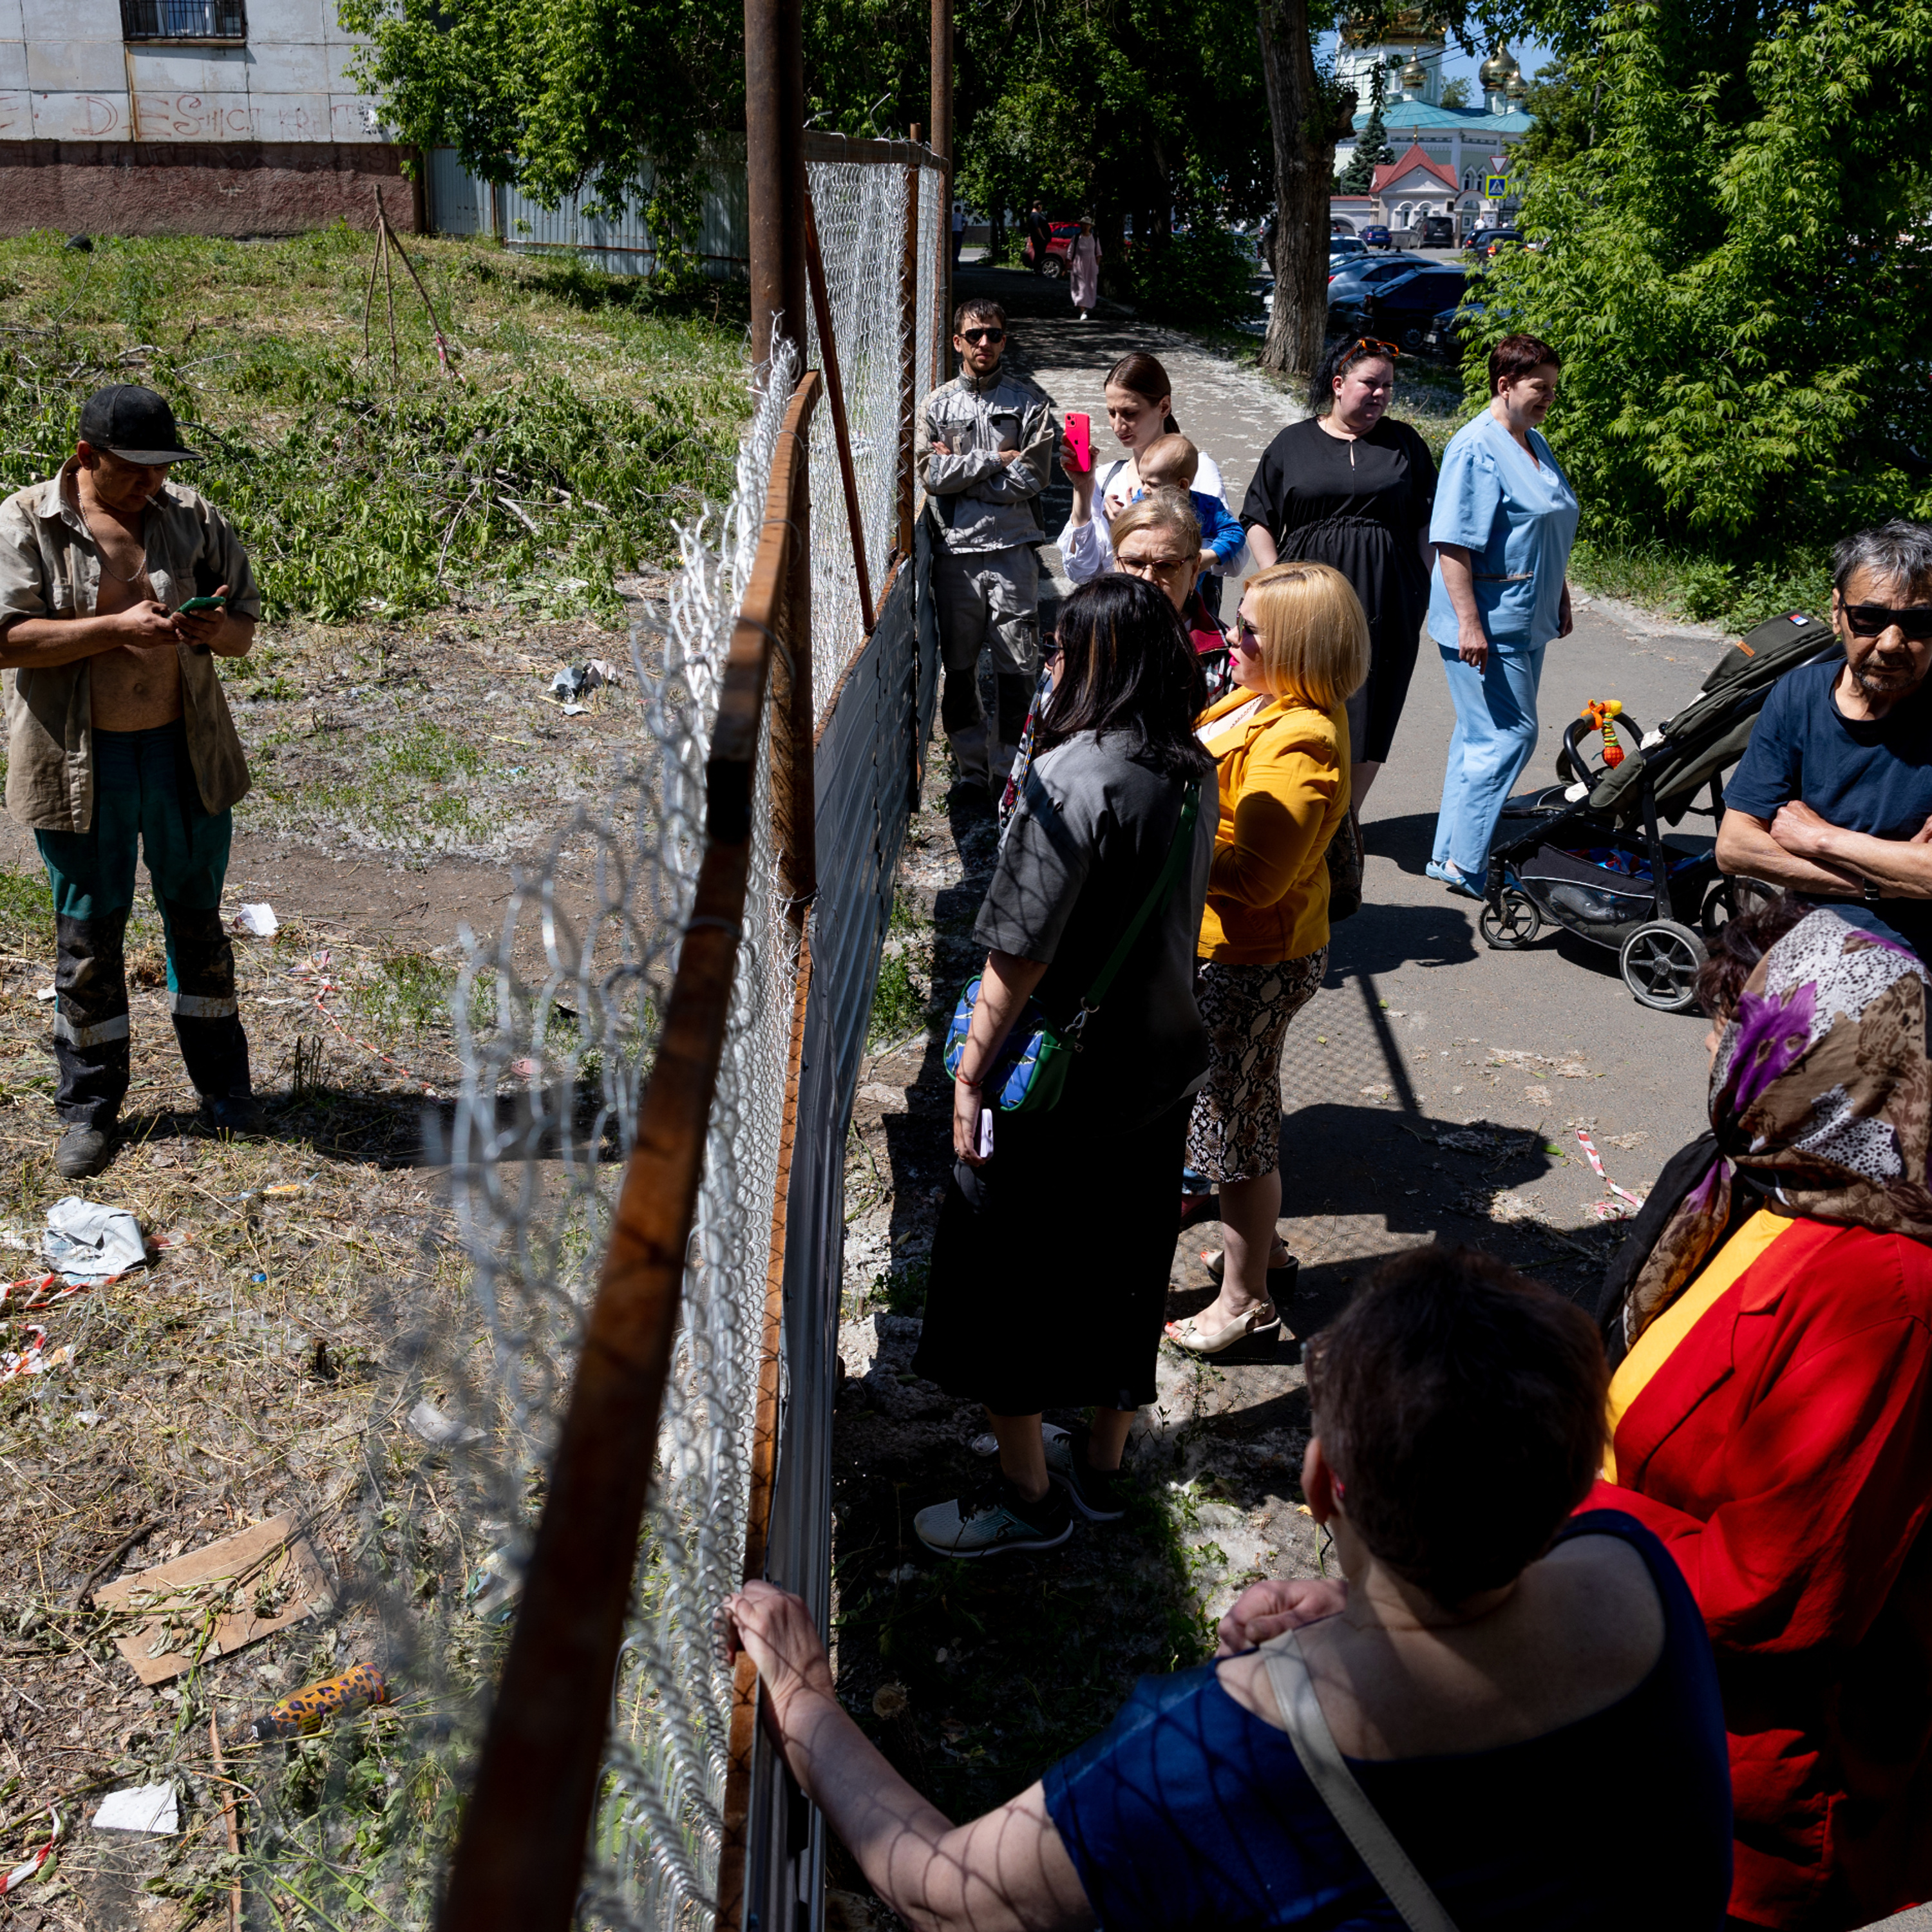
(1333, 15, 1535, 235)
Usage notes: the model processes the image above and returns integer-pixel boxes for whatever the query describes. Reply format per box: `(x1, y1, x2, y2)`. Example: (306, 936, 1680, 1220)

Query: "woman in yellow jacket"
(1166, 560, 1368, 1354)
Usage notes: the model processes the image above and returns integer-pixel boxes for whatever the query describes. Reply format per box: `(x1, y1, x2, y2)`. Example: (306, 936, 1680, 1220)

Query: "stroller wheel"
(1620, 920, 1708, 1013)
(1701, 875, 1780, 936)
(1479, 888, 1542, 951)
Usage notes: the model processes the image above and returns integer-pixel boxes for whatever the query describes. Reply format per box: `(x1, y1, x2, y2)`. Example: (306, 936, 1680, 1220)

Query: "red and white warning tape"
(292, 952, 440, 1098)
(0, 1810, 61, 1893)
(2, 1323, 73, 1379)
(1575, 1129, 1647, 1220)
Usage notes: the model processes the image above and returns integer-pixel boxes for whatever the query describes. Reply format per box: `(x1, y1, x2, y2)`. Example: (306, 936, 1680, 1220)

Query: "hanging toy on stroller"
(1582, 698, 1625, 769)
(1476, 611, 1840, 1012)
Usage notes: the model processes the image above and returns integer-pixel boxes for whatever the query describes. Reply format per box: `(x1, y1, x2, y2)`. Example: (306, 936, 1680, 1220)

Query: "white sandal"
(1164, 1302, 1280, 1356)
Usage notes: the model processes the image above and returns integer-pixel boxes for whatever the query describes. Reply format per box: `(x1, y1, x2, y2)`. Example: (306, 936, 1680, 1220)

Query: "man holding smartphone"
(0, 384, 264, 1178)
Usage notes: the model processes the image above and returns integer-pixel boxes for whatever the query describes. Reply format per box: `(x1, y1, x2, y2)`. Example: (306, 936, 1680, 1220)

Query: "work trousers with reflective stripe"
(35, 721, 250, 1129)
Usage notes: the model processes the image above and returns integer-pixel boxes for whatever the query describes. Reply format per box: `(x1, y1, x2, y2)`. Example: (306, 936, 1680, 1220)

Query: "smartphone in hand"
(978, 1108, 994, 1159)
(1065, 412, 1092, 472)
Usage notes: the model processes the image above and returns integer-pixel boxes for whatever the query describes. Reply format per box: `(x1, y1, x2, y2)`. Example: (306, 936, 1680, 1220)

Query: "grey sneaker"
(202, 1094, 268, 1137)
(53, 1124, 113, 1180)
(1045, 1427, 1130, 1522)
(913, 1473, 1072, 1558)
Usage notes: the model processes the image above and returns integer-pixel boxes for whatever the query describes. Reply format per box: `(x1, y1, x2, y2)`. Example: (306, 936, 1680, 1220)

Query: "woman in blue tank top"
(724, 1245, 1733, 1931)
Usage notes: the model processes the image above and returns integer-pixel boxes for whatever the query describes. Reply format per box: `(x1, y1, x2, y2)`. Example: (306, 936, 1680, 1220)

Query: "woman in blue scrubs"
(1426, 333, 1583, 896)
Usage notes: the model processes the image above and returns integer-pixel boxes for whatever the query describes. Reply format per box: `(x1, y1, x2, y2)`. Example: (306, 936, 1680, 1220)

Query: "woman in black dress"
(1241, 338, 1437, 814)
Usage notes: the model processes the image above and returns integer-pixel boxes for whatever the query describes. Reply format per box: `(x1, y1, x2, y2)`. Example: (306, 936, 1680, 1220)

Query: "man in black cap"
(0, 384, 265, 1178)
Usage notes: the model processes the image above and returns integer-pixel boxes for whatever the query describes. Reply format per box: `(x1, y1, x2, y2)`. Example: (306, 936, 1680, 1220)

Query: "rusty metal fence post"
(436, 372, 822, 1932)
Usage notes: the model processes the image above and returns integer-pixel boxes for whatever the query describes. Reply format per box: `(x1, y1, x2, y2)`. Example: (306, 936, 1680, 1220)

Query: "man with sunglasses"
(1719, 519, 1932, 958)
(916, 297, 1057, 806)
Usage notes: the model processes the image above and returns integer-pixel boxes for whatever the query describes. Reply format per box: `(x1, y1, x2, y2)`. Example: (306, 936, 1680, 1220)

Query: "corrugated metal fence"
(425, 146, 750, 278)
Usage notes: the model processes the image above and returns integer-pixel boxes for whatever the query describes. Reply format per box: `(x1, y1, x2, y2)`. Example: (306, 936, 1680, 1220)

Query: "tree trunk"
(1257, 0, 1338, 380)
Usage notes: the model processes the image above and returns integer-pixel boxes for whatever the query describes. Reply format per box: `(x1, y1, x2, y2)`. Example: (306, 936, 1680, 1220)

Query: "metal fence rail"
(433, 129, 947, 1932)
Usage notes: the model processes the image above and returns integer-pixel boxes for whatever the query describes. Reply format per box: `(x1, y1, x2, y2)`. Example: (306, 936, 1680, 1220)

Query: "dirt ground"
(0, 582, 674, 1930)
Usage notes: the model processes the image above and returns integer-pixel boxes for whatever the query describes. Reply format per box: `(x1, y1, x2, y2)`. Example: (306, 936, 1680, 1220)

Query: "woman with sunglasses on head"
(1716, 520, 1932, 965)
(1059, 352, 1244, 611)
(913, 575, 1216, 1556)
(1425, 333, 1581, 900)
(1167, 562, 1367, 1355)
(1240, 338, 1438, 825)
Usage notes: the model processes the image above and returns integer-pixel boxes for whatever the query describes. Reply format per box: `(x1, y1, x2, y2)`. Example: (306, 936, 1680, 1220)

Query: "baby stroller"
(1478, 610, 1841, 1012)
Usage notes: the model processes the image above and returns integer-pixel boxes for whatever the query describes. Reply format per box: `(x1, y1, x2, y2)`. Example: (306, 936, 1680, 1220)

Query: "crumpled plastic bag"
(41, 1197, 146, 1282)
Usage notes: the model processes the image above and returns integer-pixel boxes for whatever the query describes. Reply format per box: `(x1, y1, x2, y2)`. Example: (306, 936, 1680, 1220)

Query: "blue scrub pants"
(1431, 636, 1547, 880)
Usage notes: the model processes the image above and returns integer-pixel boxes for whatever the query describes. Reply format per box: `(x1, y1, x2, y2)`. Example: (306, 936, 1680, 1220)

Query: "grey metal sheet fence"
(737, 526, 937, 1932)
(425, 147, 750, 279)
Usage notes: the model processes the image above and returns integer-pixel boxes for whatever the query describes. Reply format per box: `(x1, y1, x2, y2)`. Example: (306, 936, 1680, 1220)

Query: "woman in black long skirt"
(1241, 337, 1437, 817)
(911, 576, 1215, 1558)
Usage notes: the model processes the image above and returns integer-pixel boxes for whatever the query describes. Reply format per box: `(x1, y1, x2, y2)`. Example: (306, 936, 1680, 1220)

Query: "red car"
(1022, 220, 1083, 278)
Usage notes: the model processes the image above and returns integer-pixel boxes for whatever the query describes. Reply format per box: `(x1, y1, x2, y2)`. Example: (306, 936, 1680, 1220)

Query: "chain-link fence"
(426, 134, 949, 1932)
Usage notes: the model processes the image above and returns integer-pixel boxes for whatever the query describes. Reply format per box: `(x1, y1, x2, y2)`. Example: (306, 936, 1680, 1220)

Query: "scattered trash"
(223, 1179, 314, 1206)
(408, 1399, 484, 1447)
(237, 1662, 388, 1743)
(94, 1513, 334, 1686)
(970, 1421, 1066, 1458)
(466, 1546, 522, 1622)
(0, 1811, 62, 1891)
(41, 1197, 146, 1282)
(250, 1272, 267, 1283)
(1, 1325, 74, 1379)
(33, 985, 53, 1002)
(549, 660, 624, 704)
(92, 1783, 177, 1835)
(872, 1681, 909, 1719)
(559, 701, 588, 715)
(232, 903, 279, 938)
(298, 954, 440, 1097)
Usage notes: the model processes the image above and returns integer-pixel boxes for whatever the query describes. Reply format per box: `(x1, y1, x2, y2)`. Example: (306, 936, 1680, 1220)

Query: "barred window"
(121, 0, 246, 39)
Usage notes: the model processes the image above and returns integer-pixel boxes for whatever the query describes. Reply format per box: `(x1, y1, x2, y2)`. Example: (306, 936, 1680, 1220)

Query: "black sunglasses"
(1842, 602, 1932, 642)
(961, 327, 1006, 345)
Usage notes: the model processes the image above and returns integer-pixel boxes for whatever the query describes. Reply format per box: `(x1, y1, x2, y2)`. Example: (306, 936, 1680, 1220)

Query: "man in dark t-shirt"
(1720, 521, 1932, 959)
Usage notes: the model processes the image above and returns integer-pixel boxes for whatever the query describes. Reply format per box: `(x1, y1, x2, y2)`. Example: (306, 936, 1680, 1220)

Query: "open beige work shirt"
(0, 460, 261, 834)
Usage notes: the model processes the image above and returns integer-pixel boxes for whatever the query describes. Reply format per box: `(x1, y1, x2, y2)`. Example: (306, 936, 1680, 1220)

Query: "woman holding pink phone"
(1058, 352, 1244, 609)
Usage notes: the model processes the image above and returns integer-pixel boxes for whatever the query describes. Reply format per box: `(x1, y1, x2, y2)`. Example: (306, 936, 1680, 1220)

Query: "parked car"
(1329, 236, 1367, 263)
(1465, 227, 1522, 261)
(1332, 263, 1471, 350)
(1360, 224, 1392, 251)
(1327, 254, 1429, 301)
(1423, 299, 1483, 361)
(1022, 220, 1083, 278)
(1420, 214, 1455, 249)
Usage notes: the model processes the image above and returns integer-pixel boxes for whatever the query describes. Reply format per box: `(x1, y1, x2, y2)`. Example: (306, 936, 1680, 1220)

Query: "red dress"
(1591, 1215, 1932, 1927)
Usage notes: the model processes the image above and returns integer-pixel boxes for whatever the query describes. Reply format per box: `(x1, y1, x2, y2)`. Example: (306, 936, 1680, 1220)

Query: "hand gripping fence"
(430, 137, 949, 1932)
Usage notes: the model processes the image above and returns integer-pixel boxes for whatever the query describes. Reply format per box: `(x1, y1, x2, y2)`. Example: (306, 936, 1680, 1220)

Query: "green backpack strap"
(1072, 779, 1201, 1028)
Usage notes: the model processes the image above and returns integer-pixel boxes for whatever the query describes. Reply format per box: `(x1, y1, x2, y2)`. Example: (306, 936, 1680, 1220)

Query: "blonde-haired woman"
(1168, 562, 1368, 1354)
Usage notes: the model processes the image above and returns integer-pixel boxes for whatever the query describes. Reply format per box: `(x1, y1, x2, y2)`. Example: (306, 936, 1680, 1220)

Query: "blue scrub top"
(1426, 412, 1580, 650)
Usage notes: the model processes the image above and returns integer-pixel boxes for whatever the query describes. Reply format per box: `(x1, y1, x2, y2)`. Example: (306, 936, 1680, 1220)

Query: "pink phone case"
(1066, 412, 1092, 472)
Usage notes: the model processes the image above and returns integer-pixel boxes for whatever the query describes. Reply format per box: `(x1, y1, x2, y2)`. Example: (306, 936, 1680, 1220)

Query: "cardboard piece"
(95, 1515, 333, 1687)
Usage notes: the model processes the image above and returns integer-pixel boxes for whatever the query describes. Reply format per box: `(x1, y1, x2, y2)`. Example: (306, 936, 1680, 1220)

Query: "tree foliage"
(952, 0, 1272, 281)
(1337, 82, 1391, 193)
(1472, 0, 1932, 545)
(1517, 55, 1594, 167)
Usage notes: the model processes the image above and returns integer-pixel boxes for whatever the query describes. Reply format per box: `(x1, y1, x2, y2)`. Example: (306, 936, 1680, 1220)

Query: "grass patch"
(869, 949, 927, 1046)
(0, 227, 747, 625)
(349, 947, 459, 1037)
(0, 865, 52, 958)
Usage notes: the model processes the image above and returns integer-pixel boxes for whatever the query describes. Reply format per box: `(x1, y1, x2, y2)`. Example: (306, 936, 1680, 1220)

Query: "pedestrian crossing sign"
(1484, 173, 1510, 198)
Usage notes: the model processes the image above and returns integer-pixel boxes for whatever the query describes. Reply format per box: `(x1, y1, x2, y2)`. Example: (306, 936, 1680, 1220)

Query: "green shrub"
(1135, 227, 1256, 328)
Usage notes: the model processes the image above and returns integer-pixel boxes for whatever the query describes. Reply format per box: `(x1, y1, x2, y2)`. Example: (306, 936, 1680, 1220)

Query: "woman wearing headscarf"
(1589, 896, 1932, 1930)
